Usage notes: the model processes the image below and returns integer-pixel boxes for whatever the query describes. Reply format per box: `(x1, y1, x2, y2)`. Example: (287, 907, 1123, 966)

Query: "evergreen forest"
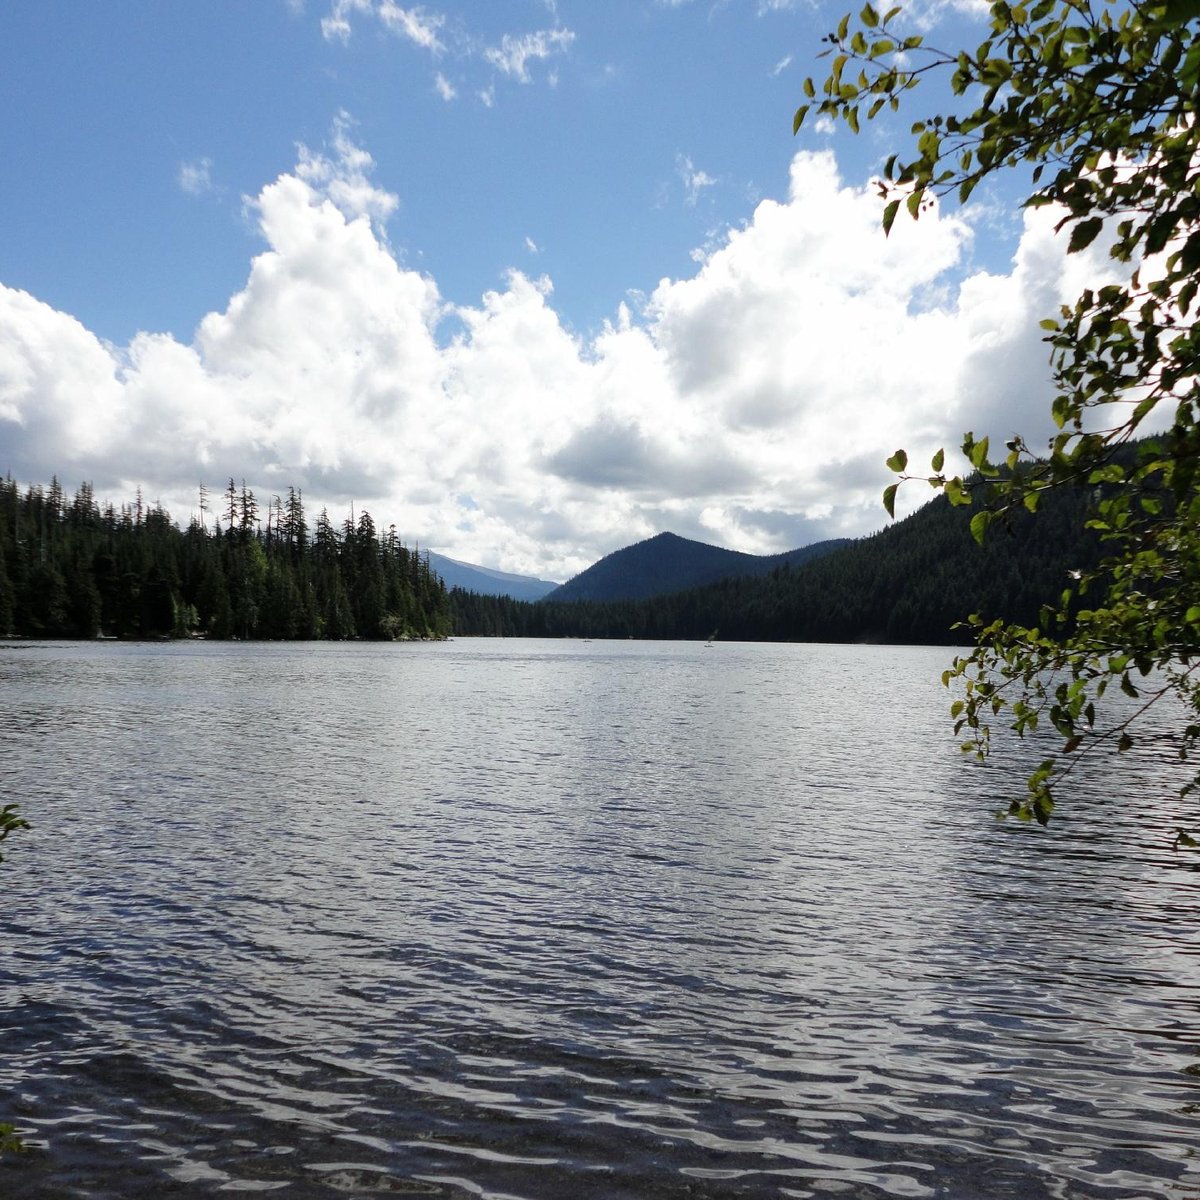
(0, 477, 451, 641)
(2, 468, 1105, 647)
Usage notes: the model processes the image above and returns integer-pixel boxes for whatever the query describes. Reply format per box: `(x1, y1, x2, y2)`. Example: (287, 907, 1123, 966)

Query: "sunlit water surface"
(0, 638, 1197, 1199)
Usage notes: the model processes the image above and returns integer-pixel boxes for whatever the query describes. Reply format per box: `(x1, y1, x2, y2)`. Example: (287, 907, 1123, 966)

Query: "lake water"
(0, 638, 1197, 1199)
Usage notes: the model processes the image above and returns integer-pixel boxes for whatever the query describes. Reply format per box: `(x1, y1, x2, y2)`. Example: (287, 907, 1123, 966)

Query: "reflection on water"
(0, 638, 1197, 1199)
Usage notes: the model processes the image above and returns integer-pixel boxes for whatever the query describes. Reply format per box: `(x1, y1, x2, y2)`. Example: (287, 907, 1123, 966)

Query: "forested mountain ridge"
(2, 469, 1103, 646)
(450, 480, 1103, 643)
(547, 531, 852, 602)
(0, 477, 450, 640)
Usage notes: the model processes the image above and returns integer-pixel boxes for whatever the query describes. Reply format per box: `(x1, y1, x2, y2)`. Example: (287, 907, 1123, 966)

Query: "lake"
(0, 638, 1197, 1198)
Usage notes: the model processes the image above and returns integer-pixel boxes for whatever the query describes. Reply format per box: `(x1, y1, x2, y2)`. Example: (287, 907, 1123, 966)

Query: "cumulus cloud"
(293, 111, 398, 229)
(0, 135, 1125, 579)
(0, 289, 125, 471)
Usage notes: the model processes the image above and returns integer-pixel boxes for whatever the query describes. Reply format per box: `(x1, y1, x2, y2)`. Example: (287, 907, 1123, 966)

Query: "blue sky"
(2, 1, 854, 344)
(0, 0, 1111, 580)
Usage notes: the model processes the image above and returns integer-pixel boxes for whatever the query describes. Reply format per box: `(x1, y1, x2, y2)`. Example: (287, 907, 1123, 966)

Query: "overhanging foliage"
(798, 0, 1200, 840)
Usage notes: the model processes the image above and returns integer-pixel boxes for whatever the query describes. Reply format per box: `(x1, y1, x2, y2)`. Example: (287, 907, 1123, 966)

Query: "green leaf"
(1183, 41, 1200, 89)
(883, 482, 899, 518)
(944, 477, 970, 507)
(931, 447, 944, 472)
(1067, 217, 1104, 253)
(1130, 394, 1157, 427)
(1180, 231, 1200, 275)
(970, 510, 992, 544)
(886, 449, 908, 473)
(0, 1122, 27, 1157)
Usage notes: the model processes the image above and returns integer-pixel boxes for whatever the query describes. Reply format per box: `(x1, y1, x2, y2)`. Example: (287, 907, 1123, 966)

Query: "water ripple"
(1, 638, 1197, 1198)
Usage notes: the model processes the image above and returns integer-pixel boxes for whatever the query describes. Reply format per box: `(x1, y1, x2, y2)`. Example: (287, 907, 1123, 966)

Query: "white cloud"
(322, 3, 575, 104)
(770, 54, 793, 77)
(677, 154, 717, 206)
(901, 0, 992, 28)
(377, 3, 444, 51)
(322, 0, 443, 49)
(178, 157, 216, 196)
(658, 0, 800, 10)
(293, 111, 398, 229)
(320, 0, 371, 42)
(483, 28, 575, 83)
(0, 140, 1129, 579)
(0, 289, 125, 466)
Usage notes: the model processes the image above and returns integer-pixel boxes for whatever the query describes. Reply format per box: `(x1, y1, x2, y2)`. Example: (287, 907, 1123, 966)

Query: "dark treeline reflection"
(0, 477, 450, 641)
(451, 482, 1103, 644)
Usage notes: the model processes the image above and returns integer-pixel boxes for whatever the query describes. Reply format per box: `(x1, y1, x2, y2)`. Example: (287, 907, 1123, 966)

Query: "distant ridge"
(545, 531, 850, 603)
(426, 551, 559, 602)
(448, 479, 1105, 645)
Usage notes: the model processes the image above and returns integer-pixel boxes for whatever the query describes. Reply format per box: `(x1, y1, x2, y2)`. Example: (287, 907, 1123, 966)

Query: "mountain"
(448, 481, 1102, 644)
(426, 551, 559, 602)
(544, 531, 851, 603)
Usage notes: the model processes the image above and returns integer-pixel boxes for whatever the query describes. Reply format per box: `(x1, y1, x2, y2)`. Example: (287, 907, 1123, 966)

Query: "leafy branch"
(801, 0, 1200, 841)
(0, 802, 29, 865)
(0, 1122, 26, 1158)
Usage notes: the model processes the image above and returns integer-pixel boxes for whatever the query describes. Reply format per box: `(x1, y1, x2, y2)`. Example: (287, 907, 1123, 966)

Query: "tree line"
(0, 477, 451, 641)
(0, 465, 1109, 646)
